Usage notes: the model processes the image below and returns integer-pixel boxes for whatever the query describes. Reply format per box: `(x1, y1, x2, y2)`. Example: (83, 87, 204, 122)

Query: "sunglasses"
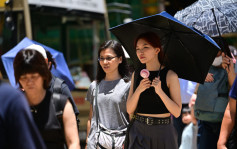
(98, 56, 117, 62)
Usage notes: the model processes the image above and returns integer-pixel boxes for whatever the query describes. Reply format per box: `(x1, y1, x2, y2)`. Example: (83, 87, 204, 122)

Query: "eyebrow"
(136, 43, 149, 48)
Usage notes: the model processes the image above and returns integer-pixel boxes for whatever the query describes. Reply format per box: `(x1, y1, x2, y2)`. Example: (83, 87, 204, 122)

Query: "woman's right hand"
(222, 53, 234, 73)
(136, 78, 151, 93)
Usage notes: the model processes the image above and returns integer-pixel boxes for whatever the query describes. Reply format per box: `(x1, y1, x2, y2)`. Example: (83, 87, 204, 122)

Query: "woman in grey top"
(85, 40, 131, 149)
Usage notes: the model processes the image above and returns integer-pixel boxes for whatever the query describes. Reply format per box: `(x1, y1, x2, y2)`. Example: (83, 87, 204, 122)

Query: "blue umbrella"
(1, 37, 75, 90)
(110, 11, 221, 83)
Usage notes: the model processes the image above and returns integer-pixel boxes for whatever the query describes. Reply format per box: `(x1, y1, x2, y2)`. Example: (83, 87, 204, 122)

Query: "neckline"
(147, 67, 166, 72)
(102, 78, 121, 82)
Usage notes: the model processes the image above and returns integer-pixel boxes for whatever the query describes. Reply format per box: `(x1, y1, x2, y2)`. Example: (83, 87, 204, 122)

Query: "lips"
(103, 65, 109, 70)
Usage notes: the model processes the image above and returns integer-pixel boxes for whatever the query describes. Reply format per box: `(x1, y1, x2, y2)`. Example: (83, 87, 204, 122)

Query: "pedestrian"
(13, 49, 80, 149)
(217, 48, 236, 149)
(179, 96, 198, 149)
(194, 37, 231, 149)
(0, 77, 46, 149)
(126, 32, 182, 149)
(85, 40, 131, 149)
(25, 45, 80, 117)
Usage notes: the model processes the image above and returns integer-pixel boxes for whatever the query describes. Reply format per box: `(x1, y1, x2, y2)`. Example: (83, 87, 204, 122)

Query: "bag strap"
(53, 77, 80, 131)
(53, 77, 64, 93)
(52, 93, 68, 126)
(51, 93, 68, 147)
(95, 83, 100, 128)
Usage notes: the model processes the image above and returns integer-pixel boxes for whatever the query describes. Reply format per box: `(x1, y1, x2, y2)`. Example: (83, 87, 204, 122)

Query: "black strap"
(52, 93, 68, 126)
(95, 83, 99, 128)
(53, 77, 64, 93)
(53, 77, 80, 132)
(51, 93, 68, 148)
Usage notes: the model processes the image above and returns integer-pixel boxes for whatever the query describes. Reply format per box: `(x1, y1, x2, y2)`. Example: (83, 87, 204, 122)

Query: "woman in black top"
(13, 49, 80, 149)
(126, 32, 182, 149)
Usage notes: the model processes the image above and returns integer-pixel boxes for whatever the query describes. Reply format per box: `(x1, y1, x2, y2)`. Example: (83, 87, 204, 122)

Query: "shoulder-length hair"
(96, 40, 130, 83)
(13, 49, 52, 89)
(134, 32, 166, 65)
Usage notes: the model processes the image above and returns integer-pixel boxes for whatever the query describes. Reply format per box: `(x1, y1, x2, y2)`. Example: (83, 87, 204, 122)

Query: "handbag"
(94, 83, 127, 149)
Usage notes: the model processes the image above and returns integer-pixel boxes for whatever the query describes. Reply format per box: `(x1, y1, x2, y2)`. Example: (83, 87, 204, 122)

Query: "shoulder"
(166, 69, 178, 79)
(121, 78, 131, 85)
(119, 79, 131, 91)
(166, 69, 179, 86)
(88, 80, 97, 91)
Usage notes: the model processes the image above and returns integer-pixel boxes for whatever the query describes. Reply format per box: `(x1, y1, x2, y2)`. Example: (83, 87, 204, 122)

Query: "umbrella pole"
(211, 8, 226, 55)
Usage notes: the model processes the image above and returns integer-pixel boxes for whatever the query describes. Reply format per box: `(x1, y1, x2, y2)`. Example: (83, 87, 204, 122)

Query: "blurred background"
(0, 0, 236, 147)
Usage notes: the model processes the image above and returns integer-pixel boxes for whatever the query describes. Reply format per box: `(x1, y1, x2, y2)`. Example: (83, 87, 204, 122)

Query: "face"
(98, 48, 122, 74)
(182, 112, 192, 124)
(136, 38, 159, 64)
(212, 51, 222, 67)
(19, 73, 44, 93)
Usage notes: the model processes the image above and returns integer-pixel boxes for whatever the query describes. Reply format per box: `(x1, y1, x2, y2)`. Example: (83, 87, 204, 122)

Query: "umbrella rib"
(133, 22, 200, 36)
(174, 33, 202, 79)
(216, 7, 235, 33)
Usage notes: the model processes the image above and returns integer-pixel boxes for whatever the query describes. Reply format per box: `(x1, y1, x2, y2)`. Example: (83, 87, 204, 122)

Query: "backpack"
(51, 78, 80, 133)
(194, 66, 229, 122)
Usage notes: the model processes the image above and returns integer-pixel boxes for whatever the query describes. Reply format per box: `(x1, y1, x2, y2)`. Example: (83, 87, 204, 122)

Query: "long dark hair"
(13, 49, 52, 89)
(134, 32, 166, 65)
(96, 40, 130, 83)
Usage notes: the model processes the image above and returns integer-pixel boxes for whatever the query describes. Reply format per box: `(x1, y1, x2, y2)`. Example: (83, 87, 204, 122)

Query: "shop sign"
(28, 0, 105, 14)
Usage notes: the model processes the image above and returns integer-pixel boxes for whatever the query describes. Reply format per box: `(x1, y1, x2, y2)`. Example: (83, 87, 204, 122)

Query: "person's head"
(182, 107, 192, 124)
(96, 40, 130, 83)
(211, 37, 231, 67)
(13, 49, 52, 90)
(212, 50, 222, 67)
(134, 32, 165, 65)
(45, 50, 57, 70)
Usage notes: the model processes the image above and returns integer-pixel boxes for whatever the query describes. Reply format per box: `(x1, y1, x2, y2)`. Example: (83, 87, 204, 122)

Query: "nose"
(24, 77, 35, 84)
(137, 49, 144, 54)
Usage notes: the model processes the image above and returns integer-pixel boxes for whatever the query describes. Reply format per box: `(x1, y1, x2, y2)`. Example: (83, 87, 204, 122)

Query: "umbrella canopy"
(174, 0, 237, 37)
(110, 11, 220, 84)
(1, 37, 75, 90)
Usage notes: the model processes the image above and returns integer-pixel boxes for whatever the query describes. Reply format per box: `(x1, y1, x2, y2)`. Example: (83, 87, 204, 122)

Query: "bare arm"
(85, 105, 93, 149)
(126, 72, 151, 116)
(217, 98, 236, 149)
(152, 70, 182, 117)
(63, 100, 80, 149)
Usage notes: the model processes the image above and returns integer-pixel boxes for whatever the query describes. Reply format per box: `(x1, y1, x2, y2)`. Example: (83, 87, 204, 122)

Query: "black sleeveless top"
(136, 67, 170, 114)
(30, 90, 66, 149)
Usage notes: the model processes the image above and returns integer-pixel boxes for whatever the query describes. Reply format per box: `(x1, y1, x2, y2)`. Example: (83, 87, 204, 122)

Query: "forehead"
(100, 48, 116, 56)
(136, 38, 149, 47)
(20, 72, 40, 77)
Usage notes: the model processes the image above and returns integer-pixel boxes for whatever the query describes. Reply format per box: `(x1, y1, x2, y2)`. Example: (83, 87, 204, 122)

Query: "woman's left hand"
(151, 77, 162, 94)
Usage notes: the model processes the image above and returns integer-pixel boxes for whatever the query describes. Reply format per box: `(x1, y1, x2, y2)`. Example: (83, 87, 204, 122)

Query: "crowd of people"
(0, 31, 237, 149)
